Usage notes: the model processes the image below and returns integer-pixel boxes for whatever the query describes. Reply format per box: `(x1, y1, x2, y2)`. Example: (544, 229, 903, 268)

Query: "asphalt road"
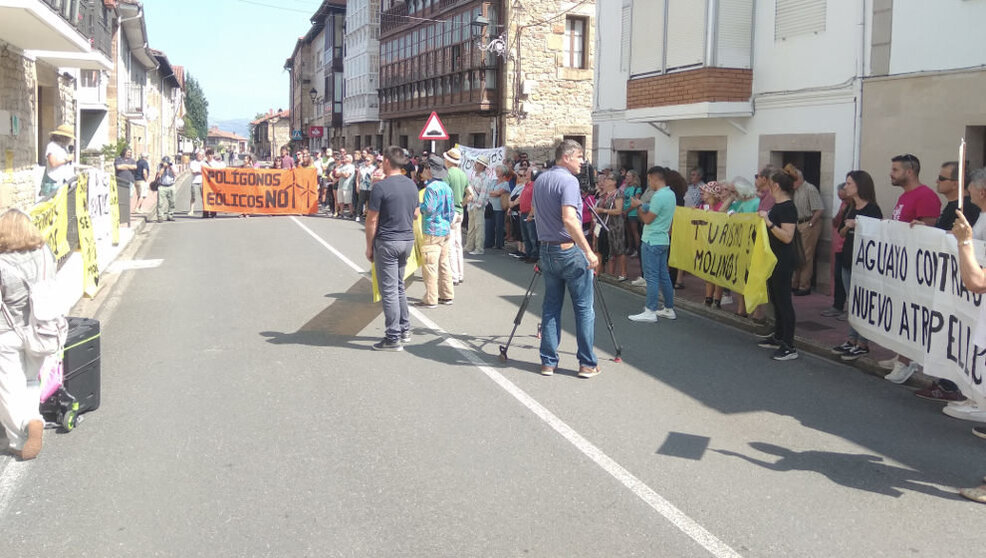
(2, 181, 985, 557)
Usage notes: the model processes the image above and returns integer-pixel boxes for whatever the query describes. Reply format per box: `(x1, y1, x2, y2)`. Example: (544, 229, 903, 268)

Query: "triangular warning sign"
(418, 111, 449, 141)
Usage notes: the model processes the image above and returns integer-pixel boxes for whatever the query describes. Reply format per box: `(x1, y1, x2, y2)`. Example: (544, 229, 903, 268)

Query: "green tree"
(248, 112, 265, 141)
(183, 73, 209, 141)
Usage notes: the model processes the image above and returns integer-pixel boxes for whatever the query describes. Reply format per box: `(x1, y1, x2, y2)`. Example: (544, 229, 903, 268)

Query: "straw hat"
(443, 147, 461, 165)
(51, 124, 75, 140)
(474, 155, 491, 168)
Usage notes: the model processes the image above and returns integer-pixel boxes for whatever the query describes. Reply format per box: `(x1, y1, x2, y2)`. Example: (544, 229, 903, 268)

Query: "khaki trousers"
(793, 221, 822, 291)
(448, 213, 464, 282)
(465, 207, 486, 253)
(421, 234, 454, 305)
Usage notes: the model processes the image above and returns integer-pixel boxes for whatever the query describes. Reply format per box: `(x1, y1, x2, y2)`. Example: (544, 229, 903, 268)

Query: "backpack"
(0, 252, 68, 357)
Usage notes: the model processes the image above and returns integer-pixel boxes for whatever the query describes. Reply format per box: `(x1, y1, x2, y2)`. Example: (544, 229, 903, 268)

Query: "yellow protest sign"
(668, 207, 777, 311)
(76, 172, 100, 298)
(30, 185, 70, 260)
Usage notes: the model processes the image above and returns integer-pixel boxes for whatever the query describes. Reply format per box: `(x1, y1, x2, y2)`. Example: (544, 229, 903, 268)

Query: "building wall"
(860, 69, 986, 218)
(503, 0, 596, 163)
(0, 43, 77, 210)
(344, 0, 381, 126)
(887, 0, 986, 75)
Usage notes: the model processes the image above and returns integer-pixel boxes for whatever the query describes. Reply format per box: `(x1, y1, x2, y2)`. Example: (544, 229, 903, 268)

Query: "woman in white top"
(0, 210, 55, 460)
(41, 124, 75, 199)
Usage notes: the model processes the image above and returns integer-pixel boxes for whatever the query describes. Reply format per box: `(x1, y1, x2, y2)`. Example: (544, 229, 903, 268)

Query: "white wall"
(889, 0, 986, 75)
(593, 0, 629, 113)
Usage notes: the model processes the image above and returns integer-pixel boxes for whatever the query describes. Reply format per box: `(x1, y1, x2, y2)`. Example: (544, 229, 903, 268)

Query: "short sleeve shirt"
(768, 200, 799, 266)
(793, 182, 823, 219)
(44, 142, 73, 183)
(136, 158, 150, 181)
(446, 166, 468, 214)
(337, 164, 356, 191)
(641, 187, 676, 246)
(369, 175, 418, 242)
(420, 179, 455, 237)
(490, 181, 512, 211)
(936, 198, 980, 231)
(533, 166, 582, 243)
(892, 185, 941, 222)
(190, 160, 203, 184)
(114, 157, 136, 183)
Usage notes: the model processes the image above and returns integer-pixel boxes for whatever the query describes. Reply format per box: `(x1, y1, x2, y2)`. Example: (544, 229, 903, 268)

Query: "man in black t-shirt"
(366, 146, 420, 351)
(934, 161, 980, 231)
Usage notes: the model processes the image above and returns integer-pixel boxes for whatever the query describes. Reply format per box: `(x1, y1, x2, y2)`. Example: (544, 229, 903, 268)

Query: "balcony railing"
(125, 83, 144, 115)
(37, 0, 113, 59)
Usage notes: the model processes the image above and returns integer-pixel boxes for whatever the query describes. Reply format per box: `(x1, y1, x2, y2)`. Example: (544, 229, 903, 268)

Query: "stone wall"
(503, 0, 596, 164)
(0, 42, 40, 209)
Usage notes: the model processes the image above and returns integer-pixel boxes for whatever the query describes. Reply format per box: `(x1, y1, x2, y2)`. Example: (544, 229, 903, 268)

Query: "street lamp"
(308, 88, 318, 149)
(472, 16, 507, 59)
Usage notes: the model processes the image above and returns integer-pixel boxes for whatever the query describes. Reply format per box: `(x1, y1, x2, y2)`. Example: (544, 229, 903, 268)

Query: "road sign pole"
(431, 140, 435, 154)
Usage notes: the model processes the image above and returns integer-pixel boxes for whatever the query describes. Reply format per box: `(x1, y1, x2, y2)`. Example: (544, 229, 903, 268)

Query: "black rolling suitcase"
(41, 317, 101, 430)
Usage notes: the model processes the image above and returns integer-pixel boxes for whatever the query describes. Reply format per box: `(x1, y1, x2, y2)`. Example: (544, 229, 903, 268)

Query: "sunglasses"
(937, 175, 956, 182)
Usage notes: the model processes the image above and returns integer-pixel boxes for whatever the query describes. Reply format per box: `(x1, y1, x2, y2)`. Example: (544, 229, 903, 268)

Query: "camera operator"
(155, 156, 178, 222)
(532, 140, 600, 379)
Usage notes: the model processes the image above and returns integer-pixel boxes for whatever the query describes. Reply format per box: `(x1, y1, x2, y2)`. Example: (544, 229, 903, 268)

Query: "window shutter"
(620, 5, 631, 71)
(665, 0, 706, 70)
(629, 0, 664, 76)
(775, 0, 826, 41)
(716, 0, 753, 68)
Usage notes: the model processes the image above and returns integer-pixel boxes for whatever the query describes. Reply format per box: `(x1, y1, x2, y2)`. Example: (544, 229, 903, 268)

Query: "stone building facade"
(250, 110, 292, 163)
(377, 0, 595, 161)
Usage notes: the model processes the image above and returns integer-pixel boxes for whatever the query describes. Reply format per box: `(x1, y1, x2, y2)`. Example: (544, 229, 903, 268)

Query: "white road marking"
(291, 216, 743, 558)
(106, 258, 164, 273)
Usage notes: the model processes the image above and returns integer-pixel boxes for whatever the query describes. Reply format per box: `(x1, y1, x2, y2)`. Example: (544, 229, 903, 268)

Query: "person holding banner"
(830, 171, 882, 362)
(188, 150, 204, 216)
(365, 147, 420, 351)
(757, 172, 800, 361)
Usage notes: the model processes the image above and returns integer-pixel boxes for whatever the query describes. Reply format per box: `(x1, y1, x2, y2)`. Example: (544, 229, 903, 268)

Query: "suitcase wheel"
(60, 402, 80, 432)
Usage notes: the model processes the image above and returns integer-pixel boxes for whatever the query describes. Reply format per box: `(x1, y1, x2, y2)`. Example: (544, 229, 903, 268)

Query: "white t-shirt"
(190, 160, 203, 184)
(45, 141, 73, 183)
(337, 163, 356, 191)
(973, 215, 986, 241)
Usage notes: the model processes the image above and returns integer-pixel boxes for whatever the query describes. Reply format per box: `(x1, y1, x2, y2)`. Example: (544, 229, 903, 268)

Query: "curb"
(596, 274, 935, 390)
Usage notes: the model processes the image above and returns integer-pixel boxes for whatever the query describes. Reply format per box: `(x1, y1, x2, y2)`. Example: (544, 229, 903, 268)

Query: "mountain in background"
(210, 119, 251, 139)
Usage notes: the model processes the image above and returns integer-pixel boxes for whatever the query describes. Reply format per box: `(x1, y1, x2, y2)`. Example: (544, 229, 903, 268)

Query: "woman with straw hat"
(40, 124, 75, 199)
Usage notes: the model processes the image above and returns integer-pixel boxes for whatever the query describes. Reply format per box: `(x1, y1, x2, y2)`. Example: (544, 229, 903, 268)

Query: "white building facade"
(343, 0, 382, 150)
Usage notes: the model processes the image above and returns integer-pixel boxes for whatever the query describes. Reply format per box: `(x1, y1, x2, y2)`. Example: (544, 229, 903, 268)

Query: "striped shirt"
(792, 181, 823, 219)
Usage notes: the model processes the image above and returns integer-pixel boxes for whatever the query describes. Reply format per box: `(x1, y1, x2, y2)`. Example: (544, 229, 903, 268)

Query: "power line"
(231, 0, 315, 14)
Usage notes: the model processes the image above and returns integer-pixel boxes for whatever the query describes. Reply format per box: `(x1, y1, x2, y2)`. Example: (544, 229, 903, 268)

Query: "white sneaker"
(943, 401, 986, 422)
(468, 250, 485, 255)
(878, 355, 900, 370)
(628, 309, 658, 322)
(721, 295, 734, 305)
(630, 277, 646, 287)
(655, 308, 677, 320)
(884, 361, 916, 384)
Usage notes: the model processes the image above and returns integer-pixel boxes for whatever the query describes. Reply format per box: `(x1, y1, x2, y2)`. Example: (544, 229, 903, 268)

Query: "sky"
(143, 0, 323, 123)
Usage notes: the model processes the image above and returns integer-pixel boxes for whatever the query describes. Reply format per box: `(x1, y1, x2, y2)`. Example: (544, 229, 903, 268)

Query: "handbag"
(0, 252, 68, 357)
(39, 354, 64, 402)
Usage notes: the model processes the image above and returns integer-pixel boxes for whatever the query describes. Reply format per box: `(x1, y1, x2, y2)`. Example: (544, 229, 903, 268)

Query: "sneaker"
(914, 384, 966, 403)
(577, 365, 601, 379)
(885, 361, 916, 384)
(972, 425, 986, 440)
(772, 345, 799, 361)
(400, 331, 411, 343)
(355, 217, 361, 223)
(415, 301, 438, 309)
(655, 308, 677, 320)
(540, 365, 555, 376)
(630, 277, 646, 287)
(372, 338, 403, 351)
(758, 336, 782, 349)
(841, 345, 869, 361)
(468, 250, 485, 255)
(943, 401, 986, 422)
(438, 298, 454, 305)
(878, 355, 900, 370)
(820, 307, 843, 317)
(831, 342, 855, 355)
(757, 330, 778, 341)
(836, 312, 849, 321)
(187, 210, 195, 216)
(617, 276, 627, 282)
(628, 309, 658, 323)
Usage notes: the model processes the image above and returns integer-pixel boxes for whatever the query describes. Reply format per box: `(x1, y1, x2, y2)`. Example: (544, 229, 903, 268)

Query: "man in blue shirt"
(418, 154, 456, 308)
(532, 140, 601, 378)
(628, 166, 677, 322)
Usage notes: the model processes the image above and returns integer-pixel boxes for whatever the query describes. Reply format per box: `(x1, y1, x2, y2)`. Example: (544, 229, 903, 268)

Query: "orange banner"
(202, 167, 319, 215)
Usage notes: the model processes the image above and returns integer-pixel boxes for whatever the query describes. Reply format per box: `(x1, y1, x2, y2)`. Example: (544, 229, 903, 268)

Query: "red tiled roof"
(250, 109, 290, 125)
(207, 127, 248, 141)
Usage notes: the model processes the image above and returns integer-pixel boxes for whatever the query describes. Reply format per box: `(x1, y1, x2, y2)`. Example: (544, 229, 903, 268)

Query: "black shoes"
(372, 338, 403, 351)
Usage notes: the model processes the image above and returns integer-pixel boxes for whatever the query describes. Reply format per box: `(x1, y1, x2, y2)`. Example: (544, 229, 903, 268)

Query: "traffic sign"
(418, 111, 449, 141)
(309, 126, 324, 138)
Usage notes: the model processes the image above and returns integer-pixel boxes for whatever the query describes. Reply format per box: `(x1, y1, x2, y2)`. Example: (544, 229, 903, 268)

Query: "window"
(470, 133, 486, 148)
(563, 17, 587, 68)
(399, 135, 409, 149)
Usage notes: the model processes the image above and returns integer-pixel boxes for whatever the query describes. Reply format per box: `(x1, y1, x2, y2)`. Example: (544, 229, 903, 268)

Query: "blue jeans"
(374, 239, 414, 341)
(641, 242, 674, 311)
(485, 210, 506, 249)
(539, 244, 597, 368)
(523, 218, 539, 260)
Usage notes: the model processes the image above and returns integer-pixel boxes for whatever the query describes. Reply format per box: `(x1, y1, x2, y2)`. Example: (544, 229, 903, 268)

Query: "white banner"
(851, 217, 986, 400)
(457, 145, 505, 181)
(85, 168, 113, 245)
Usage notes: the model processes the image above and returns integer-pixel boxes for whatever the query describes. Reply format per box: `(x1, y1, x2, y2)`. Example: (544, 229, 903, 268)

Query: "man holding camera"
(155, 156, 178, 222)
(533, 140, 600, 378)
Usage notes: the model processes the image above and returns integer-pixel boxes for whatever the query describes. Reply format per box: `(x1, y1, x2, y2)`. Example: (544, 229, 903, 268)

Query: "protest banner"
(668, 207, 777, 311)
(457, 145, 505, 181)
(76, 171, 100, 298)
(851, 217, 986, 401)
(87, 168, 113, 246)
(110, 173, 120, 245)
(202, 167, 319, 215)
(30, 185, 70, 260)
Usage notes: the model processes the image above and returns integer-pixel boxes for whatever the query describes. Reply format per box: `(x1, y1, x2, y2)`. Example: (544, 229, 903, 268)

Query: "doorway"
(775, 151, 822, 188)
(617, 150, 648, 179)
(689, 150, 719, 182)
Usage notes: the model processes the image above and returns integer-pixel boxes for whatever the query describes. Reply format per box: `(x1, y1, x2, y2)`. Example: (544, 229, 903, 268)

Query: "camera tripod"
(499, 196, 624, 365)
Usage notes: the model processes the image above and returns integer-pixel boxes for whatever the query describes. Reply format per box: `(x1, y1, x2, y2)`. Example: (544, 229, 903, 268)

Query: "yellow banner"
(370, 188, 424, 303)
(30, 185, 70, 260)
(668, 207, 777, 311)
(76, 172, 100, 298)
